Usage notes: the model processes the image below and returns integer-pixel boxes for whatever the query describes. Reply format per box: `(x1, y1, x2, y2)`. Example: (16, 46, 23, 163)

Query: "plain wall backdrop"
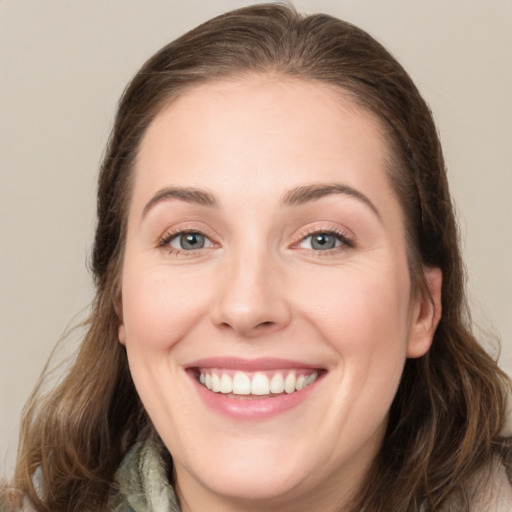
(1, 0, 511, 473)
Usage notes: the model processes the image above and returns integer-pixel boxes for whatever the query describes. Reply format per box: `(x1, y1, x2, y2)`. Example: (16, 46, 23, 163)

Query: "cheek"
(119, 264, 207, 430)
(120, 263, 212, 351)
(292, 260, 413, 423)
(296, 263, 412, 354)
(319, 269, 410, 408)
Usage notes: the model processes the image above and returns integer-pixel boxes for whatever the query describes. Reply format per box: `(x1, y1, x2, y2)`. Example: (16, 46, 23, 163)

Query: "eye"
(298, 231, 352, 251)
(165, 231, 214, 251)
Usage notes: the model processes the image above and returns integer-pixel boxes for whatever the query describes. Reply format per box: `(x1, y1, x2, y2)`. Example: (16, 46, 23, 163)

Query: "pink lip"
(185, 357, 322, 371)
(184, 357, 325, 421)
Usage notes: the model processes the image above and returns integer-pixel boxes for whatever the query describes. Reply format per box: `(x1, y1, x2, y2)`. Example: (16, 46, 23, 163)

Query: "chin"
(188, 462, 310, 504)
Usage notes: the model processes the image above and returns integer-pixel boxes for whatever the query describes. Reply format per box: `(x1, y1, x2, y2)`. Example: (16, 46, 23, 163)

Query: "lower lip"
(190, 373, 322, 420)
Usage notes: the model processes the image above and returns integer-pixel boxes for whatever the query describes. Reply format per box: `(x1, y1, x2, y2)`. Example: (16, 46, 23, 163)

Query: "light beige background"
(1, 0, 511, 473)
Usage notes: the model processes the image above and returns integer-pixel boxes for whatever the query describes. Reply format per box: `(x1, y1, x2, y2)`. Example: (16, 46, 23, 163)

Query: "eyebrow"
(142, 182, 380, 219)
(282, 183, 381, 219)
(142, 186, 218, 218)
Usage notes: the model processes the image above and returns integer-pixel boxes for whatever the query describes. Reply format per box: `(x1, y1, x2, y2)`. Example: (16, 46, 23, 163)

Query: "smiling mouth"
(193, 368, 321, 397)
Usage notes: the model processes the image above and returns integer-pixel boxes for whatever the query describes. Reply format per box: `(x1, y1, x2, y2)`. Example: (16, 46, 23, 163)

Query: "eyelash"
(158, 229, 214, 255)
(296, 227, 355, 252)
(157, 226, 354, 256)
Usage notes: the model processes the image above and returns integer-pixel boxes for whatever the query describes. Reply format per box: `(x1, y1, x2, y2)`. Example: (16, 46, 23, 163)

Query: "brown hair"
(3, 4, 510, 511)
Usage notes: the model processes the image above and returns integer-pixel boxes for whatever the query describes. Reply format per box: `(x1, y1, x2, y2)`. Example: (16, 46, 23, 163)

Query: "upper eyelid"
(294, 224, 354, 241)
(156, 222, 217, 244)
(300, 227, 350, 237)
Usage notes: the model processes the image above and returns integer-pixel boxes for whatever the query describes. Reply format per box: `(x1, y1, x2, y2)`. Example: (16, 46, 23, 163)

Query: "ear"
(407, 266, 442, 359)
(115, 296, 126, 346)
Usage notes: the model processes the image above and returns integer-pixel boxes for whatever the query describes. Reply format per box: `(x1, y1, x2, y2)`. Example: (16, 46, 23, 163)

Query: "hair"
(3, 3, 510, 511)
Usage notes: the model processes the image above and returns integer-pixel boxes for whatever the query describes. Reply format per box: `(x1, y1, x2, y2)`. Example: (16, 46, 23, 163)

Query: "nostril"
(257, 321, 274, 328)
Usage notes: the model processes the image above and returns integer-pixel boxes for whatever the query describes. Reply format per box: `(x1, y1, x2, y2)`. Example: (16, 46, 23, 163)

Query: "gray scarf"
(111, 434, 180, 512)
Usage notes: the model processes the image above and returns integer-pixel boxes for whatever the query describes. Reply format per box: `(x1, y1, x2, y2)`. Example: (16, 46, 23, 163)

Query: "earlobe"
(115, 297, 126, 346)
(118, 324, 126, 345)
(407, 266, 442, 359)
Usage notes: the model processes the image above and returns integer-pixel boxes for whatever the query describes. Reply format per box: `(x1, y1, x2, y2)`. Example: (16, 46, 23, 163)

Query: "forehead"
(140, 74, 387, 153)
(132, 74, 398, 219)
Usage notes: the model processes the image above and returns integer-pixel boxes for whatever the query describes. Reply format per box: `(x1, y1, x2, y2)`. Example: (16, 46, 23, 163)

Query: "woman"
(2, 4, 511, 511)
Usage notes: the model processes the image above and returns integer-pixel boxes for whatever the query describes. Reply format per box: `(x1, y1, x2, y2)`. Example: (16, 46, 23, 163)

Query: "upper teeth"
(198, 370, 319, 395)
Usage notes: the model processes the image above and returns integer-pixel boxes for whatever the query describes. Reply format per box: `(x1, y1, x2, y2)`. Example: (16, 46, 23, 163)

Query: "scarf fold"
(111, 434, 180, 512)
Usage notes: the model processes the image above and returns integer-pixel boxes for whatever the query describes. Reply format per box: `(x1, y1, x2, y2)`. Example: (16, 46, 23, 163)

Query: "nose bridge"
(212, 238, 291, 336)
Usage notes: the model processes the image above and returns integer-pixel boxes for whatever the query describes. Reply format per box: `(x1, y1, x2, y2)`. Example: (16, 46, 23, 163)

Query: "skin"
(118, 75, 442, 512)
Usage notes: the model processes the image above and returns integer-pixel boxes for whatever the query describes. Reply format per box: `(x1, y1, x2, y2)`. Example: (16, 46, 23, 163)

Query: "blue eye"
(299, 232, 349, 251)
(168, 232, 211, 251)
(311, 233, 337, 250)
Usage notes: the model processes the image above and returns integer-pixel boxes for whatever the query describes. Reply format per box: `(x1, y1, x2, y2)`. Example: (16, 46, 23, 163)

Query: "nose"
(210, 249, 292, 338)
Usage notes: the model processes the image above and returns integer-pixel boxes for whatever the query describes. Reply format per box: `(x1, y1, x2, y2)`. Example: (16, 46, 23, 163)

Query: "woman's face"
(119, 75, 440, 511)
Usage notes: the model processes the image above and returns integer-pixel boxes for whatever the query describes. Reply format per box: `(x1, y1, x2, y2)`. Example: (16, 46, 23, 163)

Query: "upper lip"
(184, 357, 325, 372)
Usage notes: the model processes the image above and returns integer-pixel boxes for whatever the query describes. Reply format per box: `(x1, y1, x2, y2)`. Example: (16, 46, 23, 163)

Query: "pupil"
(312, 234, 335, 250)
(180, 233, 205, 250)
